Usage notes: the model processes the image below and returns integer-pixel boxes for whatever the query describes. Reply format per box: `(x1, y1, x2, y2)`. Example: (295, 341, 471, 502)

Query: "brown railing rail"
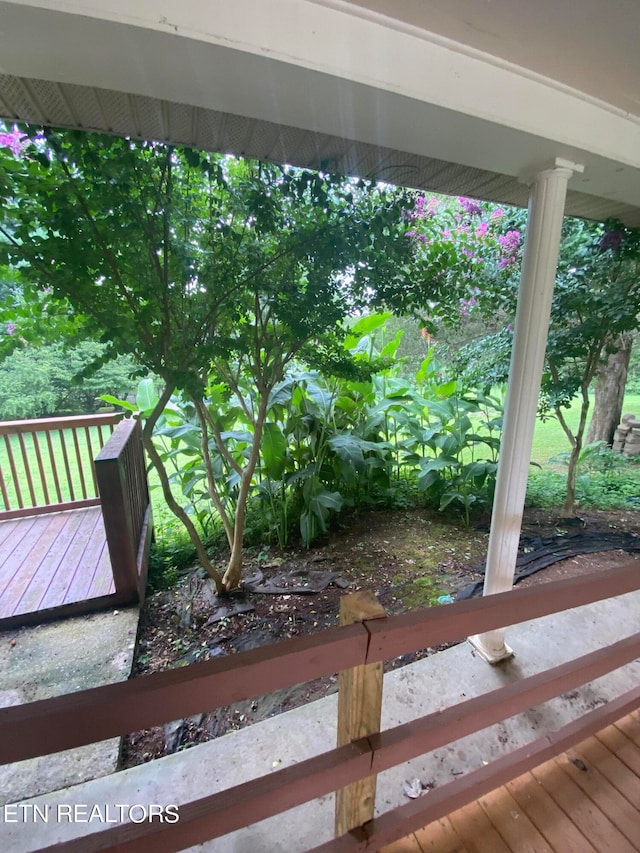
(0, 413, 121, 519)
(1, 560, 639, 852)
(95, 417, 152, 602)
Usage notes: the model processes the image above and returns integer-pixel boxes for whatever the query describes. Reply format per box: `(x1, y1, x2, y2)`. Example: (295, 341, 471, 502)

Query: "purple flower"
(498, 230, 521, 252)
(0, 128, 28, 156)
(458, 196, 482, 216)
(475, 221, 489, 238)
(491, 208, 505, 219)
(6, 323, 15, 336)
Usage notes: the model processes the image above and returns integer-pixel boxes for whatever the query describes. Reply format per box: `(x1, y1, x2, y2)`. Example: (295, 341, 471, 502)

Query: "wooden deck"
(382, 711, 640, 853)
(0, 507, 117, 628)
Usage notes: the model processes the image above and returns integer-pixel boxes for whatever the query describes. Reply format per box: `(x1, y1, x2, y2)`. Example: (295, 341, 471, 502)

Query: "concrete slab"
(1, 590, 639, 852)
(0, 607, 139, 804)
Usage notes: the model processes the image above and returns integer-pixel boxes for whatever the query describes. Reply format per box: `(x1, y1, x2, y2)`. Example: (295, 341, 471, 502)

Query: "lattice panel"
(22, 79, 74, 126)
(0, 76, 43, 123)
(61, 84, 110, 133)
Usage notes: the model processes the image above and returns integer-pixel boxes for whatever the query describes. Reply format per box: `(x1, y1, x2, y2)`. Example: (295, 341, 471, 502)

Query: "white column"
(469, 158, 583, 664)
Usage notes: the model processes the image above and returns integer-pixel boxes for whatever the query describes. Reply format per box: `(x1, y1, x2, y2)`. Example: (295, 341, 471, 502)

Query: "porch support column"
(469, 157, 583, 664)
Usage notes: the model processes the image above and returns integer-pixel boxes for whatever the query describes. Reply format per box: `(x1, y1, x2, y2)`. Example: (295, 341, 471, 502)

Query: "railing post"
(94, 419, 141, 602)
(335, 590, 386, 838)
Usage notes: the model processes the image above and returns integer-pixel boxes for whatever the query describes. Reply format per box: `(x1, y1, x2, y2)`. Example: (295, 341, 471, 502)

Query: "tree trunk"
(557, 380, 591, 518)
(142, 387, 224, 593)
(586, 333, 633, 445)
(221, 389, 271, 591)
(561, 443, 580, 517)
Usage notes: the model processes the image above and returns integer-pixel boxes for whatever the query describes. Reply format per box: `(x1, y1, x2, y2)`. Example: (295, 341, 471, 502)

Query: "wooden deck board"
(0, 513, 69, 617)
(555, 751, 640, 848)
(39, 508, 104, 609)
(0, 508, 121, 626)
(14, 510, 87, 615)
(506, 771, 596, 853)
(393, 712, 640, 853)
(0, 517, 19, 546)
(87, 544, 116, 599)
(477, 785, 553, 853)
(413, 816, 468, 852)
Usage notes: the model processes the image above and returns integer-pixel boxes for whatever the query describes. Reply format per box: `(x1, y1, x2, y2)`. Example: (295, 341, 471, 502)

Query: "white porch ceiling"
(0, 0, 639, 225)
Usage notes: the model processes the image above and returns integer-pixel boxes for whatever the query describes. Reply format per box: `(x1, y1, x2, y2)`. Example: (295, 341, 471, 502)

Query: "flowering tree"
(412, 196, 640, 516)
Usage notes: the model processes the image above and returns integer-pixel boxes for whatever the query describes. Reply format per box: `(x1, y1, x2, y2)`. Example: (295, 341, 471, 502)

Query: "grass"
(526, 392, 640, 511)
(530, 392, 640, 467)
(0, 425, 109, 509)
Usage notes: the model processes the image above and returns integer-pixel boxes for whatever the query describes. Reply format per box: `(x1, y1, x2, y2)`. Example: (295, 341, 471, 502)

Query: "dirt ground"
(120, 506, 640, 769)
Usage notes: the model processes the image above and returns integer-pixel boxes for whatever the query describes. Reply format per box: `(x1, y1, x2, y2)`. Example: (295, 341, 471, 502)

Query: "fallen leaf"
(403, 778, 424, 799)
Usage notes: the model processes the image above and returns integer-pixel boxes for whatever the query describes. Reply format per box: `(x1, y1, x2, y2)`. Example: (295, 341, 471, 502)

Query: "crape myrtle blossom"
(403, 193, 523, 328)
(0, 127, 29, 156)
(498, 230, 521, 268)
(457, 196, 483, 216)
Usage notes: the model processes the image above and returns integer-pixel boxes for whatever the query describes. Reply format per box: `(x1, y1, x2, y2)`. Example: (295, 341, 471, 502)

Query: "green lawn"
(530, 392, 640, 467)
(0, 425, 108, 510)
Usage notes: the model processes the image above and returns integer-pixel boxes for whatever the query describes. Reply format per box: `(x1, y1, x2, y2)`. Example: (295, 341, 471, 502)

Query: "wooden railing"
(0, 413, 121, 519)
(1, 560, 639, 852)
(95, 417, 152, 603)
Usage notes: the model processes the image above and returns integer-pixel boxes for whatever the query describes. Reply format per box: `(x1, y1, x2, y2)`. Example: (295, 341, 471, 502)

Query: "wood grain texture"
(336, 591, 386, 837)
(0, 508, 119, 626)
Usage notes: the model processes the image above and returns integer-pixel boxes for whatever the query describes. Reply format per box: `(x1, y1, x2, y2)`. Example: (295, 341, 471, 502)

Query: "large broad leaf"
(435, 380, 457, 398)
(312, 490, 343, 512)
(344, 311, 392, 349)
(136, 377, 159, 414)
(419, 456, 458, 472)
(156, 423, 200, 440)
(328, 433, 365, 469)
(380, 329, 404, 359)
(99, 394, 137, 413)
(261, 422, 287, 480)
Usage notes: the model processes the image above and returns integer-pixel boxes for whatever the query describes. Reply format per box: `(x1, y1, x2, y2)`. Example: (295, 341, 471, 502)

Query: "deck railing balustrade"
(0, 412, 152, 621)
(95, 417, 152, 602)
(0, 560, 638, 851)
(0, 413, 121, 520)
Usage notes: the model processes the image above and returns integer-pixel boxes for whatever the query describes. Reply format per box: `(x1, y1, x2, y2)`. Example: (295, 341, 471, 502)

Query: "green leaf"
(261, 422, 287, 480)
(99, 394, 137, 412)
(136, 377, 159, 414)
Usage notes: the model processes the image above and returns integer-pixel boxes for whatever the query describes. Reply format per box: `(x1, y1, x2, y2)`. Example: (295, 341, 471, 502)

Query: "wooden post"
(94, 419, 140, 602)
(335, 590, 386, 837)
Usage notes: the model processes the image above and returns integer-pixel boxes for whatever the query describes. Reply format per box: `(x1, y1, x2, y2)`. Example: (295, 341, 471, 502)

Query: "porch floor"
(0, 508, 116, 628)
(383, 711, 640, 853)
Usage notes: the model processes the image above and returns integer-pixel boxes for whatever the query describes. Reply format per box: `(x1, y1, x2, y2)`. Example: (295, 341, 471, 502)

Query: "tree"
(586, 332, 634, 445)
(0, 340, 139, 419)
(543, 221, 640, 514)
(407, 196, 640, 516)
(0, 128, 443, 592)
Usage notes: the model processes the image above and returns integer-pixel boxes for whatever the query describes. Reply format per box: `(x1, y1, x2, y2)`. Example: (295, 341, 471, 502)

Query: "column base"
(468, 634, 515, 665)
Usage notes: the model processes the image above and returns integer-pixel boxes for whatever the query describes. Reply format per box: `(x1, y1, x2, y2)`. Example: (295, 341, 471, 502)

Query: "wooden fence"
(1, 558, 639, 851)
(95, 417, 152, 602)
(0, 413, 121, 519)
